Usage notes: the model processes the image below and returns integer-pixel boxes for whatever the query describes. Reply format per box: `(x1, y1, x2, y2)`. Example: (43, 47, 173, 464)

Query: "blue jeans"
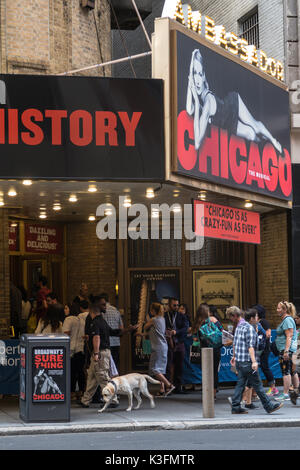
(232, 361, 276, 412)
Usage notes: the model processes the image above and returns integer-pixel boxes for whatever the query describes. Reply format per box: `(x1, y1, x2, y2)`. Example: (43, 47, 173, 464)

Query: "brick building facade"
(0, 0, 112, 325)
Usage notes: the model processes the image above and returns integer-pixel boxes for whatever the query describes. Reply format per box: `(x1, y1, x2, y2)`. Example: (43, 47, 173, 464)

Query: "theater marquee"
(152, 18, 292, 202)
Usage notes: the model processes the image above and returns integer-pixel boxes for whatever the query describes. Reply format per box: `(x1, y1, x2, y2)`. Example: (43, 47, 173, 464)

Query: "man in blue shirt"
(227, 306, 283, 415)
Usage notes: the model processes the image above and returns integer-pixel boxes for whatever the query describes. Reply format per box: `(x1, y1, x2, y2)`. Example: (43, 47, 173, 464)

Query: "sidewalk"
(1, 387, 300, 435)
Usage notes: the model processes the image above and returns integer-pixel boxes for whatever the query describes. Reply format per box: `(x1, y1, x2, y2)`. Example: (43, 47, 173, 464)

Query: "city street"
(0, 428, 299, 450)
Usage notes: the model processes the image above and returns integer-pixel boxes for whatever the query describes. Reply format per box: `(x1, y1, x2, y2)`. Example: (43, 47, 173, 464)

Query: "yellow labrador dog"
(98, 373, 161, 413)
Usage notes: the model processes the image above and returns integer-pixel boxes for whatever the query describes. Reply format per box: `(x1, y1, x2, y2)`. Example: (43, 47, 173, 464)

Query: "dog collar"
(108, 380, 117, 395)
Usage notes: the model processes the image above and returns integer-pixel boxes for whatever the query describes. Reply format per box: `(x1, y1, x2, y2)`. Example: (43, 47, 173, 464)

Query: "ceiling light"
(172, 204, 182, 213)
(123, 197, 132, 208)
(244, 200, 253, 208)
(105, 208, 113, 216)
(8, 188, 17, 197)
(10, 223, 17, 227)
(198, 190, 207, 200)
(146, 188, 155, 198)
(69, 194, 77, 202)
(0, 200, 4, 206)
(39, 213, 47, 219)
(151, 210, 159, 218)
(53, 204, 62, 211)
(88, 185, 97, 193)
(88, 215, 96, 221)
(22, 179, 32, 186)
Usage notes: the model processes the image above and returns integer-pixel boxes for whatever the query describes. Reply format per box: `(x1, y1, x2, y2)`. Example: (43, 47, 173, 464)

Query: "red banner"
(194, 200, 261, 244)
(25, 223, 63, 254)
(9, 223, 19, 251)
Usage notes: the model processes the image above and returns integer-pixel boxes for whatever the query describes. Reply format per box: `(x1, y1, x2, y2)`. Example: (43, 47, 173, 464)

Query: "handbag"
(190, 332, 201, 364)
(270, 340, 280, 357)
(199, 318, 223, 348)
(142, 338, 152, 355)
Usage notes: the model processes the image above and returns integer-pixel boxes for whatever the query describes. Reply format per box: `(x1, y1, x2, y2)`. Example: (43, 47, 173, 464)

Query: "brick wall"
(191, 0, 285, 64)
(0, 210, 10, 322)
(257, 212, 289, 327)
(1, 0, 111, 76)
(66, 222, 117, 306)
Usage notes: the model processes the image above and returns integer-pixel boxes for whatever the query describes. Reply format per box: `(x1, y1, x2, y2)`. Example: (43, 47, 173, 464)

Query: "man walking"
(228, 306, 283, 414)
(80, 299, 121, 408)
(100, 293, 123, 371)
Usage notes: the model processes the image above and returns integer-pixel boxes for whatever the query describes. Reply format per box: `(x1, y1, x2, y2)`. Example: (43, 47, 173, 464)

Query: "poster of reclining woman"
(175, 31, 292, 201)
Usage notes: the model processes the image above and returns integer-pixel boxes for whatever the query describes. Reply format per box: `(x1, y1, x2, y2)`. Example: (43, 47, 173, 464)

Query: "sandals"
(155, 391, 165, 397)
(164, 385, 175, 397)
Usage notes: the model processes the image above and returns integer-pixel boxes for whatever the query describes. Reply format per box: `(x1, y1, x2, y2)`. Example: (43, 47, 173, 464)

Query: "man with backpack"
(227, 306, 283, 415)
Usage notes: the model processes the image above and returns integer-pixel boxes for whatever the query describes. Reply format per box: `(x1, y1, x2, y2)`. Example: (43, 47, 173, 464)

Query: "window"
(239, 8, 259, 49)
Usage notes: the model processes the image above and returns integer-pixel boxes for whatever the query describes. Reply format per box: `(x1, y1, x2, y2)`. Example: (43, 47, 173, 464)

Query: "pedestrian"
(100, 292, 124, 371)
(192, 303, 223, 400)
(290, 311, 300, 405)
(73, 300, 90, 402)
(144, 302, 175, 396)
(35, 276, 50, 322)
(35, 304, 64, 334)
(274, 301, 298, 401)
(253, 304, 279, 397)
(80, 298, 136, 409)
(165, 297, 189, 394)
(18, 285, 32, 335)
(10, 282, 22, 338)
(46, 292, 65, 322)
(227, 306, 283, 414)
(73, 283, 90, 306)
(241, 308, 267, 409)
(63, 302, 80, 401)
(179, 303, 202, 391)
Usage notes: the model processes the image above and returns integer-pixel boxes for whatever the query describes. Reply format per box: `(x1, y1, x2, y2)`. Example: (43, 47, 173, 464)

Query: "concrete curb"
(2, 418, 300, 436)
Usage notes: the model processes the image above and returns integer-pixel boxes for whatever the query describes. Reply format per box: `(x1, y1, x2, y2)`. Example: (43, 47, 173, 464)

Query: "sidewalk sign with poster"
(32, 347, 65, 403)
(130, 269, 180, 370)
(19, 334, 70, 423)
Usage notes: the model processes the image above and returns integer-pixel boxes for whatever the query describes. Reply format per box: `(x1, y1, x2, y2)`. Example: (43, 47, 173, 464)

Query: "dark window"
(239, 8, 259, 49)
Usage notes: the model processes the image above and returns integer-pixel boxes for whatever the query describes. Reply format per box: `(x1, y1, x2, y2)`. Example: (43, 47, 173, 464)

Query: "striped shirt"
(102, 304, 123, 347)
(233, 319, 258, 362)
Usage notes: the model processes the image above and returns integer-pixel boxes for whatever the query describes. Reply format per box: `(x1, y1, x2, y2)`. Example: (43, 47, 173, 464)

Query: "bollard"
(201, 347, 215, 418)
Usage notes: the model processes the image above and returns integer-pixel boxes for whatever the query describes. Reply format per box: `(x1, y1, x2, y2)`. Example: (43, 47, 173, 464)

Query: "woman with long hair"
(35, 304, 63, 334)
(144, 302, 175, 396)
(274, 301, 298, 401)
(187, 48, 282, 153)
(192, 303, 223, 399)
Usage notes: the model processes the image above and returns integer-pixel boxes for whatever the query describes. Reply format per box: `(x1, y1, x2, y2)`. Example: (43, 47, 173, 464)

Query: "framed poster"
(32, 347, 66, 403)
(130, 269, 180, 370)
(193, 268, 242, 322)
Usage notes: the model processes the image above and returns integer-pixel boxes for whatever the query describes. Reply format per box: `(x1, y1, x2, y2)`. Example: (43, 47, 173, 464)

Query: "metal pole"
(201, 348, 215, 418)
(130, 0, 152, 50)
(58, 51, 152, 76)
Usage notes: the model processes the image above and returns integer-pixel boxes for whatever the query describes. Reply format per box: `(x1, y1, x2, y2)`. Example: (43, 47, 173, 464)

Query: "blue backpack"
(199, 318, 223, 348)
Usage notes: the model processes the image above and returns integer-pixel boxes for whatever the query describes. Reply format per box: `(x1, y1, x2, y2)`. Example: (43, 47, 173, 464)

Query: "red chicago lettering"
(220, 128, 229, 179)
(199, 126, 219, 176)
(229, 135, 247, 184)
(246, 142, 264, 188)
(262, 143, 278, 192)
(177, 110, 197, 170)
(279, 149, 292, 197)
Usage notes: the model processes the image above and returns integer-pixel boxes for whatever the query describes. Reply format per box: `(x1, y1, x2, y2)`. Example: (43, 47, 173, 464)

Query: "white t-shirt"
(75, 311, 89, 354)
(35, 319, 63, 335)
(63, 315, 80, 356)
